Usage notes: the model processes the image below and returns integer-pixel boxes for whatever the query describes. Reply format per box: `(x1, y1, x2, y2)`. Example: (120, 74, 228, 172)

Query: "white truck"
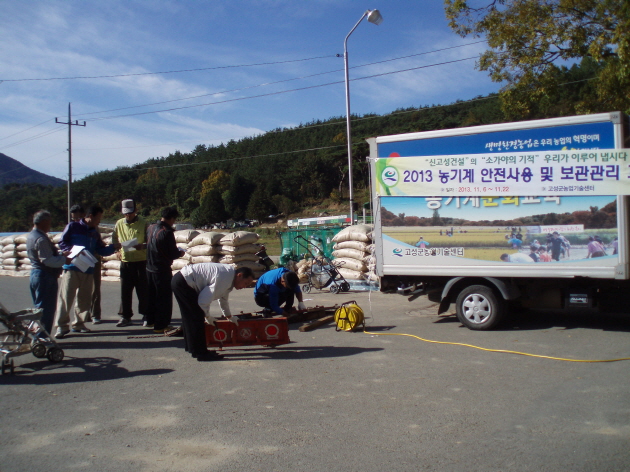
(366, 112, 630, 329)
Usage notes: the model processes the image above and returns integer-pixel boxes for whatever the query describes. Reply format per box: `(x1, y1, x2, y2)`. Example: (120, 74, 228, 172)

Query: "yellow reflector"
(334, 303, 364, 331)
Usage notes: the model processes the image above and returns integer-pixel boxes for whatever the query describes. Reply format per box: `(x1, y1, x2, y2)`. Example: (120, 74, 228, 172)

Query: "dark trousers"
(254, 290, 295, 312)
(91, 260, 102, 318)
(171, 272, 208, 358)
(29, 269, 59, 334)
(146, 270, 173, 330)
(120, 260, 148, 319)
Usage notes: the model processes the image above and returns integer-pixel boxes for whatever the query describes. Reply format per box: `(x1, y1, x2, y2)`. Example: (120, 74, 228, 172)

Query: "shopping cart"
(293, 235, 350, 294)
(0, 302, 64, 375)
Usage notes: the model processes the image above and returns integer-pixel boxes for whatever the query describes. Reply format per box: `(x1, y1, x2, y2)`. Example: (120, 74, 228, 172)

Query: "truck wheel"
(455, 285, 504, 330)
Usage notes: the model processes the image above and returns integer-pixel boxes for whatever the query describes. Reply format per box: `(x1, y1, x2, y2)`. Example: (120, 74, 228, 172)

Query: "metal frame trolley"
(0, 302, 64, 375)
(293, 235, 350, 294)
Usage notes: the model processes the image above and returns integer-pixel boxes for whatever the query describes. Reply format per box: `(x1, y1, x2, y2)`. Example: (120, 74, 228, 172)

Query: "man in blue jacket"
(254, 267, 305, 316)
(53, 205, 120, 339)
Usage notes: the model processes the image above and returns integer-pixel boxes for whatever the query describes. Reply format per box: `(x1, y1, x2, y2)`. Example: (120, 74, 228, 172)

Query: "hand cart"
(293, 235, 350, 294)
(0, 302, 64, 375)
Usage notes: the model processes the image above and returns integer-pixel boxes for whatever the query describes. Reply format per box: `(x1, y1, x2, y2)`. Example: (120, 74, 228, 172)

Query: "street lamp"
(344, 9, 382, 225)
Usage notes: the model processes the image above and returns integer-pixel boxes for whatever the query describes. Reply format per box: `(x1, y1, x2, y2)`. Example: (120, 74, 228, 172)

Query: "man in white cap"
(112, 199, 149, 327)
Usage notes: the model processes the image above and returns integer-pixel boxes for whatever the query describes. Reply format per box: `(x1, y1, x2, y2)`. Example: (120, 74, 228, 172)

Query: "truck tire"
(455, 285, 504, 330)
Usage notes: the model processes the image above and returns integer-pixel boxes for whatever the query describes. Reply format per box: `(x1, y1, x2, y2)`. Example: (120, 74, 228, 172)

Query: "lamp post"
(344, 9, 382, 225)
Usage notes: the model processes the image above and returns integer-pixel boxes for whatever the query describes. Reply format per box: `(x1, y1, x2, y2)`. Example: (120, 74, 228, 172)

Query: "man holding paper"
(112, 199, 149, 328)
(53, 205, 121, 339)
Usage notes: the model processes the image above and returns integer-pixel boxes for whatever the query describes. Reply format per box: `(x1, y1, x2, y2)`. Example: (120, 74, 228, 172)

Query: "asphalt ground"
(1, 275, 630, 472)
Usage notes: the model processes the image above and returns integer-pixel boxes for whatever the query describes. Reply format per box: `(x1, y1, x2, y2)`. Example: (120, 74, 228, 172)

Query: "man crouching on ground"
(254, 267, 305, 316)
(172, 263, 255, 361)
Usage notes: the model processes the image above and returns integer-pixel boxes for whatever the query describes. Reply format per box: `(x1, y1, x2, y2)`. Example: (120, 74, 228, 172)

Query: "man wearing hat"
(112, 199, 149, 327)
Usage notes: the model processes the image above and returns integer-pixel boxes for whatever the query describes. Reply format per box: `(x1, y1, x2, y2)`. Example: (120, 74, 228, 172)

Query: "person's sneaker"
(153, 325, 175, 334)
(196, 351, 224, 362)
(92, 318, 102, 325)
(54, 329, 70, 339)
(116, 318, 132, 327)
(142, 321, 154, 328)
(71, 327, 91, 333)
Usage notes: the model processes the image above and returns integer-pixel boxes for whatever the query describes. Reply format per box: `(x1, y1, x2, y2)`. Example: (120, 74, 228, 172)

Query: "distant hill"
(0, 153, 65, 187)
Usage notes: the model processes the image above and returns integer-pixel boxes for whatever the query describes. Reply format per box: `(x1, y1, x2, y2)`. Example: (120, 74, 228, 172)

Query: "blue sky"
(0, 1, 499, 180)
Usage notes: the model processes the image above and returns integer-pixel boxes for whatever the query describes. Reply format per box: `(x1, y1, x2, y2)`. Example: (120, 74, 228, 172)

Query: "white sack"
(332, 257, 367, 272)
(174, 230, 200, 243)
(219, 231, 259, 247)
(188, 232, 225, 247)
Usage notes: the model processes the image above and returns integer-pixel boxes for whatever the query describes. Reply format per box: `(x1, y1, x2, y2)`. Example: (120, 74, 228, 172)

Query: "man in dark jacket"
(146, 206, 185, 333)
(26, 210, 69, 334)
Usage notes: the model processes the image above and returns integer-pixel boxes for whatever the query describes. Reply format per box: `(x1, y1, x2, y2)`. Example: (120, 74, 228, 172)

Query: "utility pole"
(56, 103, 86, 223)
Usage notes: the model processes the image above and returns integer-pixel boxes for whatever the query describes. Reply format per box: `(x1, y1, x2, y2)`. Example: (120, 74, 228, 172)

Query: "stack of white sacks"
(0, 228, 266, 279)
(186, 230, 266, 278)
(0, 233, 29, 272)
(331, 224, 376, 281)
(99, 227, 120, 279)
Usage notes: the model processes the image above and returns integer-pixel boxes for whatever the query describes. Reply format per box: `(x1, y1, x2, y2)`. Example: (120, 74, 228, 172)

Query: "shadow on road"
(433, 311, 630, 332)
(220, 345, 384, 361)
(0, 356, 173, 384)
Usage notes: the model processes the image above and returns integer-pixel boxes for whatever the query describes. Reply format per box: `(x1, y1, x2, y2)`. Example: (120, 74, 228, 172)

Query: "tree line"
(0, 60, 623, 232)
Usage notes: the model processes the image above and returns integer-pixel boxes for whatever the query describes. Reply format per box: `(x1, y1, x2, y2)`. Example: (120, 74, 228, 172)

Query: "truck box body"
(366, 112, 630, 328)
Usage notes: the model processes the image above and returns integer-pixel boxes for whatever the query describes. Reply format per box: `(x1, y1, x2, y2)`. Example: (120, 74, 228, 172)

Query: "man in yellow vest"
(112, 199, 149, 327)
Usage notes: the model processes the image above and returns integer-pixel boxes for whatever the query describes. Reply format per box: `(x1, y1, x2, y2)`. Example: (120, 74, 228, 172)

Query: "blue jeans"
(29, 269, 59, 334)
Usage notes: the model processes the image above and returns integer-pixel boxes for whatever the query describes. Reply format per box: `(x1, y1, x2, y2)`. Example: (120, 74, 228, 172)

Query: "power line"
(0, 55, 337, 82)
(75, 41, 488, 118)
(0, 126, 65, 151)
(72, 94, 501, 177)
(84, 57, 480, 122)
(0, 41, 487, 149)
(0, 118, 52, 141)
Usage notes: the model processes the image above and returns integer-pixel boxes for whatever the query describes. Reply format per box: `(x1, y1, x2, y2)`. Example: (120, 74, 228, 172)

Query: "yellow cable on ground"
(363, 330, 630, 363)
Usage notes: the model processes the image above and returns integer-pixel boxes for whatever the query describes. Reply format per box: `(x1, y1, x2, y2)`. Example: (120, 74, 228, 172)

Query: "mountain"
(0, 153, 65, 187)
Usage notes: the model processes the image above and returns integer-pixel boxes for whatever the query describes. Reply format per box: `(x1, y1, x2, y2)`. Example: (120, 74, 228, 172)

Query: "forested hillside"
(0, 65, 604, 233)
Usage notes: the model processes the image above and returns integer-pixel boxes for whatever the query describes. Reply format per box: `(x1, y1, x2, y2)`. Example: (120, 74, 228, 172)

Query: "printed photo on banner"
(380, 195, 618, 264)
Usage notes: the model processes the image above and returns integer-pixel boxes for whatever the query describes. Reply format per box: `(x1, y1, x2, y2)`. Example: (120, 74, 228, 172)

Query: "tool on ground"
(206, 316, 290, 349)
(334, 301, 365, 332)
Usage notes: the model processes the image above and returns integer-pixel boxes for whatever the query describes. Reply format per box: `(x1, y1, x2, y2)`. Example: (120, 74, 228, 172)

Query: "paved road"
(1, 275, 629, 472)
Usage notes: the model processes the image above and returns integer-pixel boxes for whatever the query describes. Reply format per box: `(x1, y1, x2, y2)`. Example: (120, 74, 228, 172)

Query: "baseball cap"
(122, 199, 135, 214)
